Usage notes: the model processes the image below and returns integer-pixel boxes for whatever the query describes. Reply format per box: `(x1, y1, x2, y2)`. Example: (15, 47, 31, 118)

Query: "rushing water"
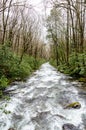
(0, 63, 86, 130)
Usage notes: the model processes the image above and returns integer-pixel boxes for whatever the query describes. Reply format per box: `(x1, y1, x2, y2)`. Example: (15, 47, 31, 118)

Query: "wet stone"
(8, 128, 15, 130)
(64, 102, 81, 109)
(62, 123, 79, 130)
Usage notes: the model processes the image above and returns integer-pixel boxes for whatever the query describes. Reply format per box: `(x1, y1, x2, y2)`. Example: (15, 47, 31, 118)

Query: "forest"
(0, 0, 86, 97)
(0, 1, 86, 130)
(46, 0, 86, 80)
(0, 0, 48, 97)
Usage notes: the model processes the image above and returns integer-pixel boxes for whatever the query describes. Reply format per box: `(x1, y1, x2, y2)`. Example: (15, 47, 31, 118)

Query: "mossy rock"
(64, 102, 81, 109)
(79, 78, 86, 83)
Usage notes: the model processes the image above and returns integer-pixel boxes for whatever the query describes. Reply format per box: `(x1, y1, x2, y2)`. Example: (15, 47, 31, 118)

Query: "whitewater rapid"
(0, 63, 86, 130)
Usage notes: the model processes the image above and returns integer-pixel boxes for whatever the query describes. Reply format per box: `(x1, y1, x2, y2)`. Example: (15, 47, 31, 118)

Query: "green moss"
(79, 78, 86, 83)
(0, 91, 3, 98)
(64, 102, 81, 109)
(3, 110, 11, 114)
(0, 76, 9, 90)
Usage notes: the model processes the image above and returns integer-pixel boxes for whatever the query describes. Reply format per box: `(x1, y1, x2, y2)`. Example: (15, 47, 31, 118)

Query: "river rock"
(8, 128, 15, 130)
(64, 102, 81, 109)
(62, 123, 79, 130)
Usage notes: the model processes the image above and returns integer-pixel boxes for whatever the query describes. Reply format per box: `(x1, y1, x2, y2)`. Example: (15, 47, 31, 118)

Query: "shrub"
(0, 76, 9, 90)
(0, 44, 45, 97)
(50, 52, 86, 79)
(0, 91, 3, 98)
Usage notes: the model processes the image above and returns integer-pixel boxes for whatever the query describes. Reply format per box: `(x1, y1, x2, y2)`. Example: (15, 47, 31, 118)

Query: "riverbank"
(50, 58, 86, 84)
(0, 63, 86, 130)
(0, 45, 45, 98)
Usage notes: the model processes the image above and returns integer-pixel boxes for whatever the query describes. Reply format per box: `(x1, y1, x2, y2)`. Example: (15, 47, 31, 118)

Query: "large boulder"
(62, 123, 79, 130)
(64, 102, 81, 109)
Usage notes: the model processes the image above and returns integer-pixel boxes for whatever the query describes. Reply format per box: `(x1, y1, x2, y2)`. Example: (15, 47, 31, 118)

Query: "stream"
(0, 63, 86, 130)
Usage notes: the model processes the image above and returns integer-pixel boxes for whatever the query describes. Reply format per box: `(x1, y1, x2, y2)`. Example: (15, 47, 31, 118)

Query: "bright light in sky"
(30, 0, 42, 5)
(17, 0, 46, 15)
(29, 0, 43, 13)
(18, 0, 50, 42)
(17, 0, 50, 18)
(29, 0, 49, 43)
(29, 0, 50, 16)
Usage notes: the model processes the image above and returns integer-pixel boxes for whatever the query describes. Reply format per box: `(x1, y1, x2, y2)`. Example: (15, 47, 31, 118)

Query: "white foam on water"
(0, 63, 86, 130)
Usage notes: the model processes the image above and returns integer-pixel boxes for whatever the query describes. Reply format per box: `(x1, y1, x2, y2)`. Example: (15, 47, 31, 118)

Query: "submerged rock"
(62, 123, 79, 130)
(8, 128, 15, 130)
(64, 102, 81, 109)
